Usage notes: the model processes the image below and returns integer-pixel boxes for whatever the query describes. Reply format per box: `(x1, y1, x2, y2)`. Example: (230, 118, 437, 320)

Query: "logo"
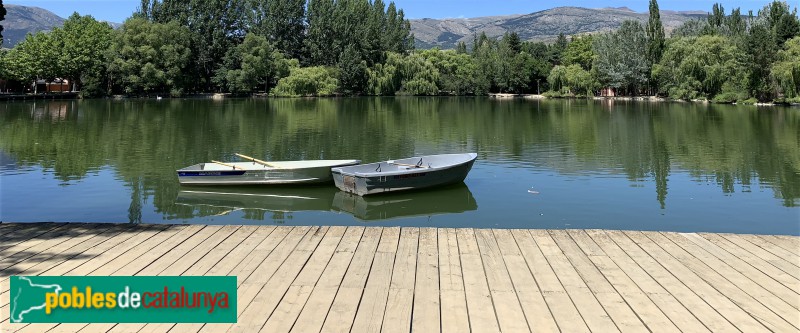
(10, 276, 236, 323)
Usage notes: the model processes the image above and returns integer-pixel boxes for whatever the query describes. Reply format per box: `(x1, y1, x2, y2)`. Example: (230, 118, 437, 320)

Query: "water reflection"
(173, 184, 478, 222)
(332, 184, 478, 221)
(0, 98, 798, 229)
(175, 186, 337, 218)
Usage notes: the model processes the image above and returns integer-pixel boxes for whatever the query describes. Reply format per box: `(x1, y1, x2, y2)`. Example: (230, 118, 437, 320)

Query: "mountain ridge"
(410, 6, 707, 49)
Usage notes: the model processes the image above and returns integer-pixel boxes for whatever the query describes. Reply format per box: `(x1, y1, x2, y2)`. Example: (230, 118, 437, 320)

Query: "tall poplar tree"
(646, 0, 665, 93)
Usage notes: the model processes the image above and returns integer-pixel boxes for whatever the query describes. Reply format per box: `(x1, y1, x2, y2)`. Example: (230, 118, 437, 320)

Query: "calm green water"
(1, 98, 798, 235)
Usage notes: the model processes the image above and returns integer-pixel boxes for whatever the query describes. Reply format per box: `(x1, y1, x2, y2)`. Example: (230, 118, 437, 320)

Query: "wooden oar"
(211, 160, 243, 170)
(235, 153, 280, 168)
(389, 162, 428, 168)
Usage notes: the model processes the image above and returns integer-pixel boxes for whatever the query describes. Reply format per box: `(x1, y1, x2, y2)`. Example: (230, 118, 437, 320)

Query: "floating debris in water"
(528, 189, 540, 194)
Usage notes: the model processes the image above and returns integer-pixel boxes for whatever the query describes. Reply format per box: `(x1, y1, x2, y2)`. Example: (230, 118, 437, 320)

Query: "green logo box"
(10, 276, 237, 323)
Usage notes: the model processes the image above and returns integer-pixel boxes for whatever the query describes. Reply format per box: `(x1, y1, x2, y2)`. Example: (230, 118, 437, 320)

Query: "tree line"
(547, 0, 800, 103)
(0, 0, 798, 102)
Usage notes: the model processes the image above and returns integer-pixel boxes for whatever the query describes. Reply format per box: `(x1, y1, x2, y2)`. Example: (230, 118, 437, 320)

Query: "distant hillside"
(1, 5, 121, 48)
(411, 6, 707, 49)
(2, 4, 64, 47)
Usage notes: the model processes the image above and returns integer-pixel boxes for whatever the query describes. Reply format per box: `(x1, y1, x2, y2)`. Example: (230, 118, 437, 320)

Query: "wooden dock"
(0, 223, 798, 333)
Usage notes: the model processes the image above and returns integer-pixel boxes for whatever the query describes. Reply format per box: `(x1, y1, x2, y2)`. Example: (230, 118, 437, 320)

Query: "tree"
(272, 66, 338, 96)
(366, 52, 439, 95)
(305, 0, 336, 66)
(214, 33, 289, 94)
(249, 0, 306, 60)
(593, 20, 649, 95)
(420, 49, 478, 95)
(646, 0, 665, 92)
(338, 45, 368, 94)
(653, 35, 747, 101)
(550, 33, 568, 65)
(52, 13, 113, 94)
(547, 64, 597, 96)
(0, 0, 6, 46)
(746, 1, 800, 101)
(770, 37, 800, 98)
(108, 18, 193, 95)
(562, 35, 594, 70)
(141, 0, 247, 91)
(3, 32, 59, 92)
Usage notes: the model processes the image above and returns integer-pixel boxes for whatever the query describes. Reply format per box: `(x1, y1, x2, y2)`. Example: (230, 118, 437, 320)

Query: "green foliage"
(547, 64, 597, 96)
(249, 0, 306, 60)
(419, 49, 477, 95)
(53, 13, 113, 95)
(108, 17, 193, 95)
(562, 35, 594, 70)
(770, 37, 800, 98)
(366, 52, 439, 95)
(337, 45, 368, 95)
(653, 35, 747, 101)
(646, 0, 665, 78)
(593, 20, 649, 95)
(3, 31, 59, 88)
(214, 33, 288, 94)
(746, 1, 800, 101)
(271, 66, 338, 97)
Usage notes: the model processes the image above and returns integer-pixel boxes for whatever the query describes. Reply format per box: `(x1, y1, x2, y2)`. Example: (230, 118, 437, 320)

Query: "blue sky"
(5, 0, 794, 23)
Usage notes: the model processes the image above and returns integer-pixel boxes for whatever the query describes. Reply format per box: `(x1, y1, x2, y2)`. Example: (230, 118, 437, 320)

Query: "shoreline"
(3, 92, 797, 106)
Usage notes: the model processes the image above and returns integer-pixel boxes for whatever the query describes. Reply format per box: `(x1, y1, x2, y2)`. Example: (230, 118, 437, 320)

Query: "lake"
(0, 97, 797, 235)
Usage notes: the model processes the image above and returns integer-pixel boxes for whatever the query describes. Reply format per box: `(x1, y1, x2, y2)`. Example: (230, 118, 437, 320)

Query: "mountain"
(1, 5, 121, 48)
(1, 4, 64, 47)
(411, 6, 707, 49)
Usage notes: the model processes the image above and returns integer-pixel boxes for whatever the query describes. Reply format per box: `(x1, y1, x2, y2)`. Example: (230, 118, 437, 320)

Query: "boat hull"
(177, 160, 359, 185)
(332, 153, 477, 196)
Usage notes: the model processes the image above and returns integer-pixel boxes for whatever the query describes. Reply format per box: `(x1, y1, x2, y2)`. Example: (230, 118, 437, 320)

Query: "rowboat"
(331, 153, 477, 196)
(177, 153, 360, 185)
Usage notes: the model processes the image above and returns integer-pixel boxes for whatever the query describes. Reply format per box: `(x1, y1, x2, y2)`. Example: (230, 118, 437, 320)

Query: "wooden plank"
(290, 227, 366, 333)
(492, 229, 559, 333)
(531, 230, 619, 333)
(511, 229, 589, 332)
(567, 230, 681, 333)
(260, 226, 348, 333)
(106, 226, 240, 333)
(318, 227, 382, 333)
(412, 228, 440, 333)
(457, 228, 501, 333)
(0, 223, 92, 266)
(685, 233, 800, 296)
(550, 230, 649, 333)
(653, 232, 798, 332)
(228, 226, 330, 333)
(623, 231, 769, 332)
(702, 233, 800, 281)
(677, 233, 799, 309)
(738, 234, 800, 268)
(382, 228, 419, 333)
(348, 227, 401, 333)
(586, 230, 708, 332)
(437, 228, 469, 333)
(88, 225, 192, 276)
(0, 223, 66, 249)
(0, 225, 160, 330)
(137, 226, 259, 333)
(758, 235, 800, 254)
(201, 226, 318, 333)
(474, 229, 530, 332)
(16, 226, 178, 332)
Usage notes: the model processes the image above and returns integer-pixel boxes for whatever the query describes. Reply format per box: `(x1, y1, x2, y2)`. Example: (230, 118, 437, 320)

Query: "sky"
(4, 0, 796, 23)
